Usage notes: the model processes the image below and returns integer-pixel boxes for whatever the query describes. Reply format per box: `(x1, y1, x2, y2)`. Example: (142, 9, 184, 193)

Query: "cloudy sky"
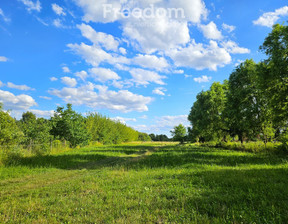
(0, 0, 287, 136)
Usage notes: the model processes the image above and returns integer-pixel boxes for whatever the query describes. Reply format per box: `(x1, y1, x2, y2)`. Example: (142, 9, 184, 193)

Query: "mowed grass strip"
(0, 143, 287, 223)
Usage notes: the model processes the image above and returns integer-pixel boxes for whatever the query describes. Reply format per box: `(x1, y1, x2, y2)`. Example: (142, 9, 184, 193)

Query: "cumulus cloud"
(194, 75, 212, 83)
(49, 83, 152, 112)
(199, 21, 223, 40)
(50, 77, 58, 81)
(19, 0, 41, 12)
(253, 6, 288, 27)
(133, 115, 189, 135)
(222, 23, 236, 33)
(111, 116, 137, 124)
(129, 68, 166, 86)
(133, 54, 169, 71)
(152, 87, 167, 96)
(0, 56, 8, 62)
(166, 40, 231, 71)
(123, 16, 190, 53)
(68, 43, 129, 67)
(62, 66, 71, 73)
(75, 71, 88, 81)
(61, 77, 77, 87)
(0, 90, 37, 110)
(7, 82, 35, 91)
(29, 109, 54, 118)
(77, 23, 119, 51)
(0, 81, 3, 87)
(221, 41, 250, 54)
(52, 3, 66, 16)
(89, 67, 120, 83)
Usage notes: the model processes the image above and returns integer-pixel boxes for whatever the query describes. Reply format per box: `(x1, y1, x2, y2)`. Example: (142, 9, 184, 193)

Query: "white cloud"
(123, 16, 190, 53)
(0, 56, 8, 62)
(77, 23, 119, 51)
(68, 43, 129, 67)
(0, 90, 37, 110)
(153, 87, 167, 96)
(194, 75, 212, 83)
(39, 96, 52, 100)
(49, 83, 152, 112)
(166, 40, 231, 71)
(50, 77, 58, 81)
(133, 115, 189, 135)
(52, 3, 66, 16)
(221, 41, 250, 54)
(53, 19, 65, 28)
(199, 21, 223, 40)
(0, 8, 10, 22)
(89, 67, 120, 83)
(253, 6, 288, 27)
(173, 70, 184, 74)
(133, 54, 169, 71)
(111, 116, 137, 124)
(61, 77, 77, 87)
(19, 0, 41, 12)
(222, 23, 236, 33)
(129, 68, 166, 86)
(7, 82, 35, 91)
(119, 47, 127, 55)
(75, 71, 88, 81)
(0, 81, 3, 87)
(29, 109, 54, 118)
(62, 66, 71, 73)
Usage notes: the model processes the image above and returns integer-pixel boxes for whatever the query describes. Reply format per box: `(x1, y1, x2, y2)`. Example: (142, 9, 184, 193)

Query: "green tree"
(50, 104, 90, 147)
(188, 81, 228, 142)
(259, 24, 288, 127)
(19, 112, 52, 152)
(0, 104, 23, 147)
(171, 124, 187, 143)
(226, 60, 263, 143)
(138, 132, 151, 141)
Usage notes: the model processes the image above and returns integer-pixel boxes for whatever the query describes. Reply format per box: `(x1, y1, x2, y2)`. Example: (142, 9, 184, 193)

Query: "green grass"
(0, 143, 288, 223)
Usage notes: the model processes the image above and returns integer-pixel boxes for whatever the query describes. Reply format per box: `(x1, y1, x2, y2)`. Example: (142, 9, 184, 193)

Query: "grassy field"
(0, 143, 288, 223)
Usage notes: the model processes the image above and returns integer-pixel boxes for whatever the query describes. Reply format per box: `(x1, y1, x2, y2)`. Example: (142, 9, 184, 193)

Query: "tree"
(19, 112, 52, 152)
(226, 60, 262, 143)
(50, 104, 90, 147)
(259, 24, 288, 127)
(138, 132, 151, 141)
(0, 105, 23, 147)
(188, 82, 228, 142)
(171, 124, 187, 143)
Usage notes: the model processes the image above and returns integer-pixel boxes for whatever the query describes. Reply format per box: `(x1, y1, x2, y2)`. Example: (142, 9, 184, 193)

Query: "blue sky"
(0, 0, 287, 136)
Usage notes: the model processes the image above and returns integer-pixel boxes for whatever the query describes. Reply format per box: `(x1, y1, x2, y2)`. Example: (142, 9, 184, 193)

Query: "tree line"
(188, 24, 288, 148)
(0, 103, 151, 153)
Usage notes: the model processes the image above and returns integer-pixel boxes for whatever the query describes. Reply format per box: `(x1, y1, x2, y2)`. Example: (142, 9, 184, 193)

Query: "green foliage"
(170, 124, 187, 143)
(50, 104, 90, 147)
(19, 112, 53, 154)
(86, 113, 138, 144)
(188, 81, 228, 142)
(260, 24, 288, 125)
(0, 111, 23, 147)
(189, 24, 288, 147)
(149, 134, 170, 141)
(138, 132, 151, 141)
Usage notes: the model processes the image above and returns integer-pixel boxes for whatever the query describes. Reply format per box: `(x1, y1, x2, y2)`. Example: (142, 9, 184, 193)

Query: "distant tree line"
(0, 103, 152, 152)
(188, 24, 288, 148)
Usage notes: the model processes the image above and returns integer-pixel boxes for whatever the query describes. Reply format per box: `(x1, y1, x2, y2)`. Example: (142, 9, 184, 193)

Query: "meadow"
(0, 142, 287, 223)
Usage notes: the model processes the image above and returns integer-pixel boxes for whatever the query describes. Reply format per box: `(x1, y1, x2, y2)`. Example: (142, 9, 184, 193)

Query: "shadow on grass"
(5, 145, 288, 170)
(124, 145, 288, 170)
(174, 167, 288, 223)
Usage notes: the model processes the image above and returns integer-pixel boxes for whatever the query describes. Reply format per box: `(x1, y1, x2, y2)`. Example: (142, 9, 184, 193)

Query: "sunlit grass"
(0, 142, 287, 223)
